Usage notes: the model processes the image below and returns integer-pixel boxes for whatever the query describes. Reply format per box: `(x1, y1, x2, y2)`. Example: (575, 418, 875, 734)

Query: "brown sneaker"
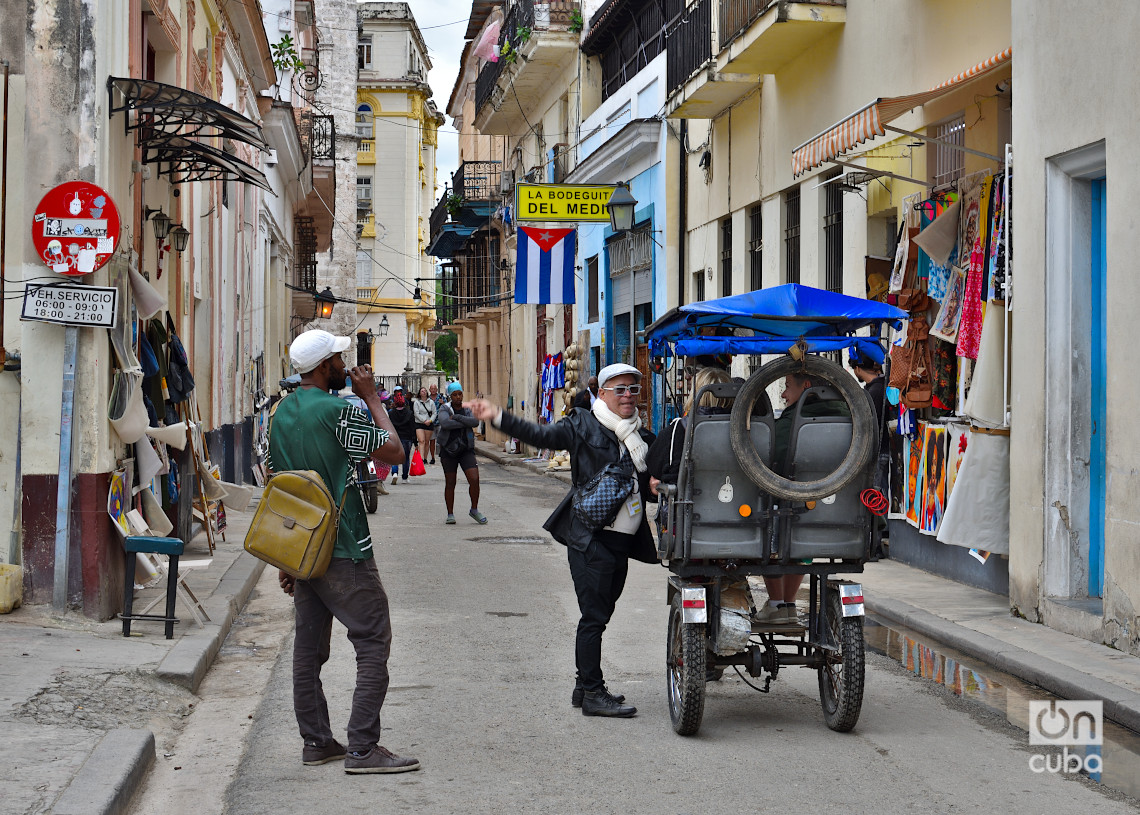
(344, 746, 421, 774)
(302, 739, 346, 765)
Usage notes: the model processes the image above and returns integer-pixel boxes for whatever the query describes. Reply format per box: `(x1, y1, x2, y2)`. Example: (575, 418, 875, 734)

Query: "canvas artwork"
(107, 468, 130, 538)
(930, 264, 968, 343)
(904, 427, 924, 527)
(919, 424, 947, 536)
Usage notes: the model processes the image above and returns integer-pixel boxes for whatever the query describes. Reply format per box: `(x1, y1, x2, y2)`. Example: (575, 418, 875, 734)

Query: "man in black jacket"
(466, 363, 655, 718)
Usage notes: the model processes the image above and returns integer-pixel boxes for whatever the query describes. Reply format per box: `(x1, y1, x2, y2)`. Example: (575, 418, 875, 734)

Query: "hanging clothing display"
(956, 238, 986, 359)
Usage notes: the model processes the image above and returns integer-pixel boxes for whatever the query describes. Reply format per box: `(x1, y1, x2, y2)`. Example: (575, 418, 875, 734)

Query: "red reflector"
(682, 599, 705, 609)
(842, 595, 864, 605)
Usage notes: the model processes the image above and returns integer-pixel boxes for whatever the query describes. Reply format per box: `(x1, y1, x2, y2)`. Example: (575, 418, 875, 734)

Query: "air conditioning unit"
(500, 170, 515, 195)
(265, 149, 278, 166)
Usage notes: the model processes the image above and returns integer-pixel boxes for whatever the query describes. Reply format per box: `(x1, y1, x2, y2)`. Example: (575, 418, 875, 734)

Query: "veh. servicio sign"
(21, 284, 118, 328)
(515, 184, 616, 223)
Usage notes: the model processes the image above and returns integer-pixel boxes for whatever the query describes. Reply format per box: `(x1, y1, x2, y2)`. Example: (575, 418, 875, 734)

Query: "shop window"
(823, 170, 843, 293)
(929, 113, 965, 188)
(749, 203, 762, 291)
(587, 255, 599, 323)
(784, 187, 800, 284)
(720, 217, 732, 297)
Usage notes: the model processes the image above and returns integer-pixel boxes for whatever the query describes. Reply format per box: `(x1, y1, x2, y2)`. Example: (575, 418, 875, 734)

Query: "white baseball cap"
(597, 363, 642, 388)
(290, 329, 351, 374)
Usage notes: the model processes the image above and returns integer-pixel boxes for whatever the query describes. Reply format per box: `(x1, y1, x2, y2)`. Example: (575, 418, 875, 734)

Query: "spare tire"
(729, 354, 876, 501)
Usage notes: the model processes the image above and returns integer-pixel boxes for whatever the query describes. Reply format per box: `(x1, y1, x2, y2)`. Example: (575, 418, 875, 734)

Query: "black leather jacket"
(498, 407, 658, 563)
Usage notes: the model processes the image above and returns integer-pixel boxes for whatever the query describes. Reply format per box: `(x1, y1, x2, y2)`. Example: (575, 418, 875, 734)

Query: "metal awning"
(791, 48, 1011, 177)
(142, 136, 273, 193)
(108, 77, 267, 149)
(427, 225, 477, 258)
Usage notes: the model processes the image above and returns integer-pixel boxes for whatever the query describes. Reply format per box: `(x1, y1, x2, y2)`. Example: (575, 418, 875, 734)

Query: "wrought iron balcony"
(666, 0, 713, 95)
(474, 0, 580, 131)
(300, 112, 335, 162)
(453, 161, 502, 203)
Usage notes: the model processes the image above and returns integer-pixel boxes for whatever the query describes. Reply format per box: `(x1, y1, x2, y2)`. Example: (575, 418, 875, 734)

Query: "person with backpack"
(269, 329, 418, 774)
(387, 387, 418, 484)
(437, 381, 487, 524)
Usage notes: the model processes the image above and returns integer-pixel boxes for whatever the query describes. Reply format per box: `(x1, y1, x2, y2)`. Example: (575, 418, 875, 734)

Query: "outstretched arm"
(466, 398, 576, 450)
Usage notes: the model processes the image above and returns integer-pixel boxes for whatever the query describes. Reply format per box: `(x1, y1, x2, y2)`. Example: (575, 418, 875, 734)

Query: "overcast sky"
(389, 0, 467, 194)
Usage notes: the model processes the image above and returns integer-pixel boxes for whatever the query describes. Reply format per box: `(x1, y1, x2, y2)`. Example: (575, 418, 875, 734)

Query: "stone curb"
(155, 552, 266, 693)
(866, 595, 1140, 734)
(51, 728, 155, 815)
(475, 442, 573, 485)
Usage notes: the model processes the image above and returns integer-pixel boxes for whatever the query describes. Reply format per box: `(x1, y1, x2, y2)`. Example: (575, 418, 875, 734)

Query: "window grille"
(720, 217, 732, 297)
(587, 255, 599, 323)
(931, 113, 966, 188)
(693, 270, 705, 302)
(749, 204, 763, 291)
(608, 227, 652, 276)
(784, 187, 800, 284)
(823, 171, 843, 292)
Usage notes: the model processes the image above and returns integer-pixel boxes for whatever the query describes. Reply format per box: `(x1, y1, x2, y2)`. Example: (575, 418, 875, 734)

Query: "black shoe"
(302, 739, 347, 766)
(581, 690, 636, 717)
(572, 684, 625, 708)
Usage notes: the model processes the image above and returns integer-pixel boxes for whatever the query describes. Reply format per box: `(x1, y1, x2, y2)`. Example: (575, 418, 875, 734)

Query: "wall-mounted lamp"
(315, 286, 336, 319)
(145, 208, 172, 240)
(606, 184, 638, 233)
(377, 314, 390, 337)
(169, 225, 191, 252)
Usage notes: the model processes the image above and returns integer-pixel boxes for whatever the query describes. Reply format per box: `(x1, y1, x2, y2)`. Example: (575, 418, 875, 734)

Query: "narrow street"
(129, 462, 1135, 815)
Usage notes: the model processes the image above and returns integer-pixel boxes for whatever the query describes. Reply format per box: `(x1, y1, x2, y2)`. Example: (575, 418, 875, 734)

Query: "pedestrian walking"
(465, 363, 656, 717)
(428, 383, 445, 463)
(387, 387, 418, 484)
(413, 387, 437, 466)
(268, 329, 419, 774)
(436, 382, 487, 524)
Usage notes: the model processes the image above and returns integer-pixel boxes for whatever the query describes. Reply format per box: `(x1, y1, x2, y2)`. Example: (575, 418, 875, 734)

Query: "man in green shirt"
(269, 329, 418, 774)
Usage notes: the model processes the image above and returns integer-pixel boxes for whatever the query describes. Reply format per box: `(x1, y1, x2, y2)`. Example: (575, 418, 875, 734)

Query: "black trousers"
(567, 532, 633, 692)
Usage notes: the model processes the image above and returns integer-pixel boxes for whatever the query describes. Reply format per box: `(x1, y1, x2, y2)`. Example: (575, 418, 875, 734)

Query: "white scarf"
(592, 398, 648, 473)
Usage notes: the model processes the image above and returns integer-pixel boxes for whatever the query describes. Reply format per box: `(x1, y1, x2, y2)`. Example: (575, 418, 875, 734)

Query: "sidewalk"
(475, 440, 1140, 735)
(0, 498, 265, 815)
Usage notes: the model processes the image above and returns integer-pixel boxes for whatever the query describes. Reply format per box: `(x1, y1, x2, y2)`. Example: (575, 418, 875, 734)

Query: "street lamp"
(315, 286, 336, 319)
(169, 225, 190, 252)
(145, 208, 172, 240)
(606, 184, 637, 233)
(378, 314, 390, 336)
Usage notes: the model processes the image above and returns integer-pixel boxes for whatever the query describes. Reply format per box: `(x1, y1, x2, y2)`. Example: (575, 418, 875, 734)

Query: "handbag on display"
(572, 454, 636, 531)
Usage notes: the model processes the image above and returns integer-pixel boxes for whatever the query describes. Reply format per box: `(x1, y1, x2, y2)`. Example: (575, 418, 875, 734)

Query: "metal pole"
(53, 326, 78, 610)
(1, 59, 10, 367)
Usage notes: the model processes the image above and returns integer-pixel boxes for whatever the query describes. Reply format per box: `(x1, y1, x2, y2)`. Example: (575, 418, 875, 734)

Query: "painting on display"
(919, 424, 948, 536)
(904, 426, 924, 528)
(930, 264, 968, 343)
(946, 423, 969, 497)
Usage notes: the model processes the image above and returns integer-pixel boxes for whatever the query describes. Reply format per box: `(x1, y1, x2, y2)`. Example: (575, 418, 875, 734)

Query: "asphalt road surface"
(130, 462, 1137, 815)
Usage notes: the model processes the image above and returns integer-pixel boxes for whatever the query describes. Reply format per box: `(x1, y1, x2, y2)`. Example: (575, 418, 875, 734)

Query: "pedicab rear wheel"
(818, 589, 865, 732)
(364, 482, 378, 514)
(668, 594, 707, 736)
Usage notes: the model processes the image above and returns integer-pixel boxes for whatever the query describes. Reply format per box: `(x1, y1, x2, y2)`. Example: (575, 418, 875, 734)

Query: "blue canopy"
(645, 284, 906, 362)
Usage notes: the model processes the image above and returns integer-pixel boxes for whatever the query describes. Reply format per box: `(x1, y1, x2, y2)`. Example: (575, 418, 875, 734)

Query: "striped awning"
(791, 48, 1012, 177)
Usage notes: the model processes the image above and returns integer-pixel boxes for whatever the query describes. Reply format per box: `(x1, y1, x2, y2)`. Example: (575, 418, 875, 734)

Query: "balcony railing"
(666, 0, 713, 95)
(720, 0, 845, 48)
(300, 112, 335, 161)
(430, 196, 449, 240)
(453, 160, 502, 203)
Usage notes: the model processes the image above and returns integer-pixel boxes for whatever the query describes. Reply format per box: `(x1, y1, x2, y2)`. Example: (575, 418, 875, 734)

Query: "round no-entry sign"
(32, 181, 121, 276)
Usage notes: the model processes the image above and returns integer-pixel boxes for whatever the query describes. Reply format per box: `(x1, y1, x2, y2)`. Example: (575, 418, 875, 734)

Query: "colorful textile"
(931, 338, 958, 412)
(956, 239, 986, 359)
(515, 226, 576, 304)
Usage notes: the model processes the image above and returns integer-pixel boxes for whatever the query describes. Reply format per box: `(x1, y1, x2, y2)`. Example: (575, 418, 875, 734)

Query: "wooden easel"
(180, 392, 224, 554)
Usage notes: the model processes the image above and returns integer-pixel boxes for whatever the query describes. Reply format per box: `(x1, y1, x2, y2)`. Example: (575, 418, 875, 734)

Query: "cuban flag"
(515, 226, 576, 304)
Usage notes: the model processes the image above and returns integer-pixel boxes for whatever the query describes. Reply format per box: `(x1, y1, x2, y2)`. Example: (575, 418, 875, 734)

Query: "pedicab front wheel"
(818, 589, 866, 732)
(667, 594, 707, 736)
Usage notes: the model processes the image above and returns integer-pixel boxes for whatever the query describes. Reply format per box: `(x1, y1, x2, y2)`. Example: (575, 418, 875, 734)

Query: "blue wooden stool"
(121, 536, 184, 639)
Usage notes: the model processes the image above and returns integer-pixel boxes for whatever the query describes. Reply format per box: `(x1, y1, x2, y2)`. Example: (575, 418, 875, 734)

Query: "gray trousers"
(292, 557, 392, 751)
